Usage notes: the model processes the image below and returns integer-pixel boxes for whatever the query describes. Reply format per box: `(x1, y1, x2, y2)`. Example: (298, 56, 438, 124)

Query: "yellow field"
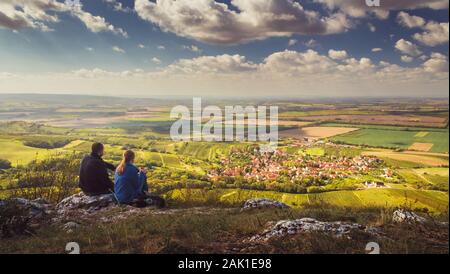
(280, 127, 359, 139)
(415, 132, 430, 138)
(223, 119, 311, 127)
(409, 142, 434, 152)
(167, 188, 449, 213)
(0, 138, 53, 166)
(362, 149, 448, 167)
(0, 139, 85, 166)
(414, 168, 449, 177)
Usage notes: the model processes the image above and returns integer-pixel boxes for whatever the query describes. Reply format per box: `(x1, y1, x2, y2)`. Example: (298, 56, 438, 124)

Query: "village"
(208, 144, 390, 186)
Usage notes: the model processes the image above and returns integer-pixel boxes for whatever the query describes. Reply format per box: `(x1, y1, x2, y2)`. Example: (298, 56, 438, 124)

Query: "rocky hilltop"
(2, 194, 447, 254)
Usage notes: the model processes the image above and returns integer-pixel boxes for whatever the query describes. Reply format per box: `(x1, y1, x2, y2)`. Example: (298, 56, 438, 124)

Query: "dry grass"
(0, 205, 448, 254)
(362, 150, 448, 167)
(301, 114, 448, 128)
(280, 127, 359, 139)
(415, 132, 430, 138)
(409, 143, 434, 152)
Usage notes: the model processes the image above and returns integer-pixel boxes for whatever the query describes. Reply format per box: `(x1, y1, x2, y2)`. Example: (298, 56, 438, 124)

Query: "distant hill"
(0, 93, 172, 108)
(0, 121, 69, 135)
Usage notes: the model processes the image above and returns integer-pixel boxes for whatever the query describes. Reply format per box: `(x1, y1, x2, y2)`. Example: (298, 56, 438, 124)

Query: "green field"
(321, 123, 449, 132)
(1, 100, 448, 217)
(305, 147, 325, 156)
(331, 128, 449, 153)
(177, 142, 246, 161)
(167, 188, 449, 213)
(0, 138, 57, 166)
(397, 168, 449, 191)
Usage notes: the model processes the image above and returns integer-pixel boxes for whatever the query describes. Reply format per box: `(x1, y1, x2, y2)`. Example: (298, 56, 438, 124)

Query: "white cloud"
(112, 46, 126, 53)
(25, 50, 449, 81)
(85, 47, 94, 52)
(138, 44, 146, 49)
(2, 50, 448, 97)
(152, 57, 162, 64)
(413, 22, 449, 46)
(261, 50, 336, 75)
(337, 57, 375, 74)
(288, 39, 298, 47)
(304, 39, 319, 48)
(397, 12, 426, 28)
(395, 39, 422, 56)
(397, 12, 449, 47)
(182, 45, 202, 53)
(328, 49, 348, 60)
(423, 53, 449, 73)
(165, 54, 258, 74)
(0, 0, 127, 37)
(0, 72, 16, 79)
(372, 48, 383, 52)
(135, 0, 352, 44)
(157, 45, 166, 50)
(103, 0, 132, 13)
(73, 68, 114, 78)
(401, 55, 414, 63)
(0, 0, 62, 31)
(315, 0, 448, 19)
(72, 68, 145, 78)
(70, 4, 128, 38)
(368, 23, 376, 32)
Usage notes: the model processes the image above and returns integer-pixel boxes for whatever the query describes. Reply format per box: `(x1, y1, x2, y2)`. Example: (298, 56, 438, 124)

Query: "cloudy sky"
(0, 0, 448, 97)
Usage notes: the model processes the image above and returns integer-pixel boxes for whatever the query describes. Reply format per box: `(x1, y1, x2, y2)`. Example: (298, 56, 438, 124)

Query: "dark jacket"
(79, 153, 116, 196)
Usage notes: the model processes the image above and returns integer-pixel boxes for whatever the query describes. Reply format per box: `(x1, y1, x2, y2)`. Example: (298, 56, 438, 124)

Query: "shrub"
(23, 139, 72, 149)
(307, 186, 324, 193)
(0, 159, 12, 170)
(0, 199, 32, 238)
(7, 153, 82, 203)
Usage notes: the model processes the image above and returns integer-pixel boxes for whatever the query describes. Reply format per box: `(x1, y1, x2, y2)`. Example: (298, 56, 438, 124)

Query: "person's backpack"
(145, 195, 166, 209)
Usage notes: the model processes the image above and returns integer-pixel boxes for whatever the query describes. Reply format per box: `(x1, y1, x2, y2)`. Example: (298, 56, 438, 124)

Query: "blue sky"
(0, 0, 448, 97)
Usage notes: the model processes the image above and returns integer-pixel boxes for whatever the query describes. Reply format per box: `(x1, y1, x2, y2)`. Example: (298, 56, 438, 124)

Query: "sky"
(0, 0, 449, 98)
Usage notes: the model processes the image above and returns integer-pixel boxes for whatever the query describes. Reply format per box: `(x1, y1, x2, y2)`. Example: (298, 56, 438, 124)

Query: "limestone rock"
(392, 209, 426, 224)
(242, 198, 290, 211)
(56, 193, 116, 214)
(0, 198, 52, 219)
(250, 218, 378, 242)
(63, 221, 81, 233)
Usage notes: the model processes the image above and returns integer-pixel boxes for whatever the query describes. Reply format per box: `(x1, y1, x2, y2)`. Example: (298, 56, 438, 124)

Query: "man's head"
(91, 142, 104, 157)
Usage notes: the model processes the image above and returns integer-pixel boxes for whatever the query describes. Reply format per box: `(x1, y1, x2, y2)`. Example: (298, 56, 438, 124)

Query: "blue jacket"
(114, 163, 148, 204)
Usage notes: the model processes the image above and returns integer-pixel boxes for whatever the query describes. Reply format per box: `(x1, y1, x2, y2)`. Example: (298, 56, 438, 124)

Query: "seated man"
(79, 143, 116, 196)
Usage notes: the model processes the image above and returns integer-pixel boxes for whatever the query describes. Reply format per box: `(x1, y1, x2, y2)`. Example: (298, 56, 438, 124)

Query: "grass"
(305, 147, 325, 156)
(362, 150, 448, 168)
(0, 138, 55, 166)
(321, 123, 449, 132)
(397, 168, 449, 191)
(1, 205, 447, 254)
(279, 109, 376, 117)
(177, 142, 247, 161)
(165, 188, 449, 214)
(332, 129, 449, 153)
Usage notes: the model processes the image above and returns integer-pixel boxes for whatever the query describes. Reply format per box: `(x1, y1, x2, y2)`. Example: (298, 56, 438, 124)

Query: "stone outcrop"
(56, 193, 116, 214)
(250, 218, 379, 242)
(242, 198, 290, 210)
(0, 198, 52, 220)
(62, 221, 81, 233)
(392, 209, 426, 224)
